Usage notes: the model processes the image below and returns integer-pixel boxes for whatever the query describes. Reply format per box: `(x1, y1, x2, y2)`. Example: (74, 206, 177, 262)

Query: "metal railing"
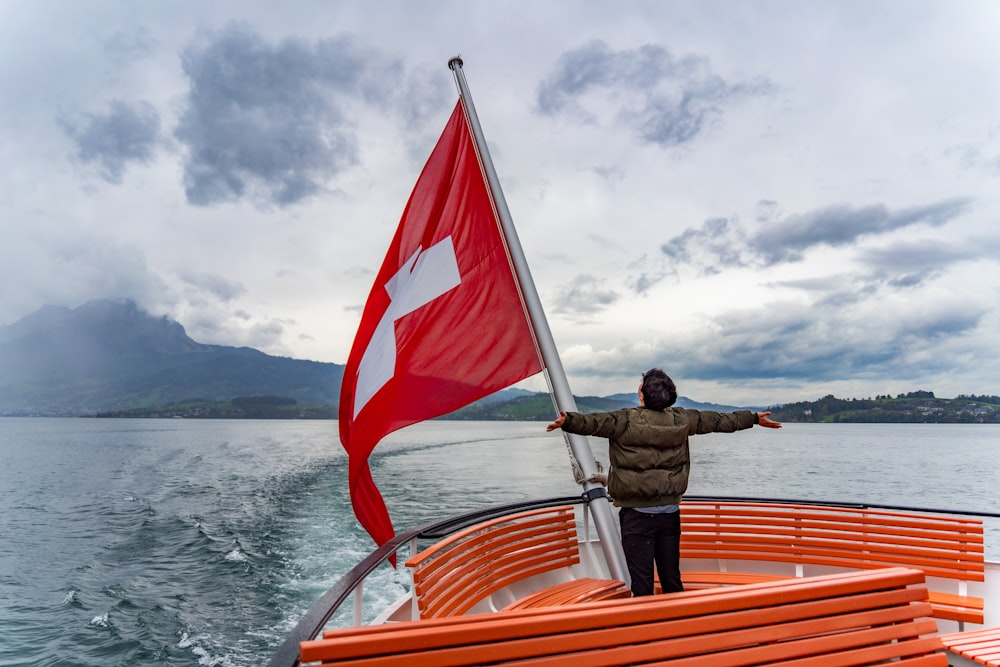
(267, 494, 1000, 667)
(683, 495, 1000, 519)
(266, 495, 584, 667)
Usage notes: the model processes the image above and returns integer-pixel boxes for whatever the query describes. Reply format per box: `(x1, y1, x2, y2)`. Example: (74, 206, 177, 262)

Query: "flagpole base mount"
(581, 487, 610, 504)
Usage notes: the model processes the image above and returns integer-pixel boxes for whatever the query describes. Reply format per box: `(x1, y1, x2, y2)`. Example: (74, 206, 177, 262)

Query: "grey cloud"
(552, 274, 620, 315)
(182, 311, 289, 353)
(592, 164, 625, 182)
(755, 200, 780, 223)
(812, 280, 879, 309)
(859, 239, 983, 275)
(659, 198, 974, 273)
(752, 198, 972, 265)
(552, 272, 992, 399)
(772, 273, 912, 306)
(175, 24, 449, 207)
(62, 100, 160, 183)
(772, 235, 993, 301)
(537, 40, 775, 148)
(630, 270, 669, 295)
(397, 64, 451, 127)
(49, 236, 169, 311)
(768, 275, 844, 293)
(886, 271, 935, 288)
(951, 142, 1000, 177)
(248, 319, 287, 348)
(179, 271, 247, 302)
(658, 216, 751, 276)
(669, 298, 987, 384)
(903, 309, 984, 341)
(817, 232, 996, 292)
(103, 26, 157, 60)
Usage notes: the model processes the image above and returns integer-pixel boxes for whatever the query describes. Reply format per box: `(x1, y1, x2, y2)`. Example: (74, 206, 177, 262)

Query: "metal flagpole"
(448, 56, 630, 586)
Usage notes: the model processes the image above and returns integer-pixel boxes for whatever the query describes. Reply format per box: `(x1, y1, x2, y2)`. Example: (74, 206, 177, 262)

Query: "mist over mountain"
(0, 299, 343, 416)
(0, 299, 749, 417)
(6, 299, 983, 421)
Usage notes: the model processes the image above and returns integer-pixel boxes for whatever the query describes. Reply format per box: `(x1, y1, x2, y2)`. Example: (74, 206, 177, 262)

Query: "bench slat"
(413, 519, 577, 582)
(316, 568, 928, 644)
(682, 503, 983, 529)
(929, 590, 985, 624)
(679, 501, 986, 624)
(600, 622, 942, 667)
(682, 545, 983, 581)
(681, 570, 788, 587)
(682, 514, 983, 557)
(405, 506, 576, 568)
(302, 568, 942, 666)
(428, 547, 580, 617)
(682, 530, 983, 571)
(406, 505, 614, 619)
(680, 521, 984, 551)
(502, 578, 630, 610)
(940, 626, 1000, 666)
(417, 540, 578, 616)
(680, 570, 985, 624)
(413, 521, 578, 599)
(440, 614, 942, 667)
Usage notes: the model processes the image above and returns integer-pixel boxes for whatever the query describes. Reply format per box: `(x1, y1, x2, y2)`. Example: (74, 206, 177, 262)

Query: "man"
(546, 368, 782, 596)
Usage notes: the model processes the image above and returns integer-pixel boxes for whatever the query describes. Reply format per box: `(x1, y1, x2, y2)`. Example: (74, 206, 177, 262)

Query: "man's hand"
(756, 411, 782, 429)
(587, 472, 608, 485)
(546, 411, 567, 432)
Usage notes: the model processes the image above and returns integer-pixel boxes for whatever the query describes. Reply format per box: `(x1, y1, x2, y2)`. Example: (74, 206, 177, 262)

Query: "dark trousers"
(618, 507, 683, 596)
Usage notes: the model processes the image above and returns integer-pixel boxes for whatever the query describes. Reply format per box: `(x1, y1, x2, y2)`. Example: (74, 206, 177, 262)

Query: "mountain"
(0, 299, 764, 418)
(10, 300, 986, 421)
(604, 392, 753, 412)
(445, 390, 754, 421)
(446, 392, 636, 421)
(0, 299, 344, 416)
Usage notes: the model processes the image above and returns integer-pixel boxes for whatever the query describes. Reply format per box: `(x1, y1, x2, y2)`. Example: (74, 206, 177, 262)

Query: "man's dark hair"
(641, 368, 677, 410)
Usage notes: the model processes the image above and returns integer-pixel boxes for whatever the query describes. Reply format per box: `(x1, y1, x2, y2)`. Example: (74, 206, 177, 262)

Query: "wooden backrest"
(404, 505, 580, 618)
(301, 567, 945, 666)
(680, 501, 985, 581)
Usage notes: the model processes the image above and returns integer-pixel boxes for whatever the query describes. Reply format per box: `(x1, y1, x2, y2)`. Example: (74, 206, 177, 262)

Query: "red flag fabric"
(339, 100, 544, 548)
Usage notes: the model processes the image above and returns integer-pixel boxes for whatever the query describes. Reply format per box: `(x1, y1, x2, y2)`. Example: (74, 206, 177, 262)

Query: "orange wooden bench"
(404, 505, 627, 618)
(500, 577, 631, 610)
(678, 500, 985, 625)
(939, 626, 1000, 666)
(300, 567, 946, 666)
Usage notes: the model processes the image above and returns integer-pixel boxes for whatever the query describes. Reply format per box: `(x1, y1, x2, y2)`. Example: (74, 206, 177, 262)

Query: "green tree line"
(768, 392, 1000, 423)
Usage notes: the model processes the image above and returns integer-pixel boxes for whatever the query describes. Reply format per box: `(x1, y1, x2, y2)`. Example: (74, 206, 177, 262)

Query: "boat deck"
(267, 495, 1000, 667)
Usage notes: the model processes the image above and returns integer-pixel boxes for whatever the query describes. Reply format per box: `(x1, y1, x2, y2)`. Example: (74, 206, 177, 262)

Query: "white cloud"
(2, 0, 1000, 406)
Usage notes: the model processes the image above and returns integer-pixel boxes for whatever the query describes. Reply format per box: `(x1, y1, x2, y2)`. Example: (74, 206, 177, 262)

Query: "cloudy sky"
(3, 0, 999, 406)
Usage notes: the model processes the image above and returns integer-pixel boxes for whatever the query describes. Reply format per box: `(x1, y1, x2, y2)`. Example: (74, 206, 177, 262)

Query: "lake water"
(1, 418, 998, 666)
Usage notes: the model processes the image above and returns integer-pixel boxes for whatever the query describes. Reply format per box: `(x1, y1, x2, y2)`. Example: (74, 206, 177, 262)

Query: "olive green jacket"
(560, 407, 758, 508)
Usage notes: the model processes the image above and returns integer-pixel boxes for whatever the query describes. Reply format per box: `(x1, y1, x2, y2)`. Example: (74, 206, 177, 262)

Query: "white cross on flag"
(339, 100, 544, 548)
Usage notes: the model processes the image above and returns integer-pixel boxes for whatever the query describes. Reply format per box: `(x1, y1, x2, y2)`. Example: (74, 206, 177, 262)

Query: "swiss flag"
(339, 100, 544, 548)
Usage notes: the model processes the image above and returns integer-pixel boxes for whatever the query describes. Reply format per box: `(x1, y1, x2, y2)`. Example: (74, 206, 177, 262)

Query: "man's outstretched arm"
(545, 411, 567, 432)
(756, 411, 782, 428)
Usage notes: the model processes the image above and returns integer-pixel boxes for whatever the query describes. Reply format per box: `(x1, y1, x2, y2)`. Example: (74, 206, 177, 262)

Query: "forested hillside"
(768, 391, 1000, 423)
